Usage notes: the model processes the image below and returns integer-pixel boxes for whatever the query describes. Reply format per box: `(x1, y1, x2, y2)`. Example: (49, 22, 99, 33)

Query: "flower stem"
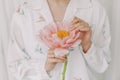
(62, 56, 67, 80)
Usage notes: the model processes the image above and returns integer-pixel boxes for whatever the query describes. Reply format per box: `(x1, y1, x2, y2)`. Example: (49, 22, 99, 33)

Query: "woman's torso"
(12, 0, 107, 80)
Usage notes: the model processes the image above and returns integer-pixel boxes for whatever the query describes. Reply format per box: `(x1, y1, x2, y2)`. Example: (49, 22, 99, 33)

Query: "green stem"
(62, 57, 67, 80)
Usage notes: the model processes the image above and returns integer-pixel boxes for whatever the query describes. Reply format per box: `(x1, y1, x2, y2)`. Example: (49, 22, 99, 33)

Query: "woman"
(7, 0, 111, 80)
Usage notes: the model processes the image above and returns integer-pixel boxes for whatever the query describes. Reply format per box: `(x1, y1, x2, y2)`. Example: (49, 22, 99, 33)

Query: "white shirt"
(7, 0, 111, 80)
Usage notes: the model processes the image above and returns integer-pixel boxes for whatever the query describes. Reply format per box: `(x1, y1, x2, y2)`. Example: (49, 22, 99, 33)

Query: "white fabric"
(6, 0, 111, 80)
(0, 0, 14, 80)
(103, 0, 120, 80)
(0, 0, 120, 80)
(0, 33, 8, 80)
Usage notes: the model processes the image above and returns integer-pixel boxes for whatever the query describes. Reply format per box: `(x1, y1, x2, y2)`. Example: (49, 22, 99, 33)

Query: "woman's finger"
(72, 17, 85, 24)
(48, 49, 54, 54)
(71, 17, 80, 24)
(70, 22, 85, 31)
(77, 26, 90, 32)
(47, 54, 55, 58)
(47, 49, 55, 58)
(69, 22, 80, 31)
(48, 57, 67, 63)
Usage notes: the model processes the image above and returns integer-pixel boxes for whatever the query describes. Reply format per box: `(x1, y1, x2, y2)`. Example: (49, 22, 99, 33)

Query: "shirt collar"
(27, 0, 92, 23)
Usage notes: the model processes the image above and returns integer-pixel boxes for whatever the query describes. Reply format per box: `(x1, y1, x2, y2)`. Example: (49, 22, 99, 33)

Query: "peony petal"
(38, 22, 81, 49)
(62, 22, 72, 31)
(71, 40, 81, 47)
(52, 34, 61, 44)
(66, 32, 80, 44)
(56, 22, 64, 30)
(54, 48, 69, 57)
(45, 23, 58, 33)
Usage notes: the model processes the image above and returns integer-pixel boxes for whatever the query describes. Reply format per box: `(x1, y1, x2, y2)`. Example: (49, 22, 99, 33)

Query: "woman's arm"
(7, 11, 51, 80)
(80, 7, 111, 73)
(71, 6, 111, 73)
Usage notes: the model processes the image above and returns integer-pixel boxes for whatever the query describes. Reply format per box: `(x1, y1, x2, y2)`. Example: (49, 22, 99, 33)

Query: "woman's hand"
(70, 17, 92, 53)
(45, 49, 67, 72)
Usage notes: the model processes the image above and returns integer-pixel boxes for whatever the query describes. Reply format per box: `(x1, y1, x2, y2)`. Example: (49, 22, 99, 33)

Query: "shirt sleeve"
(80, 6, 111, 73)
(7, 11, 52, 80)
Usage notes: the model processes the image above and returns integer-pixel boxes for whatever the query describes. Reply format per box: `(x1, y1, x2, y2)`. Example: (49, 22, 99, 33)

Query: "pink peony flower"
(38, 22, 81, 57)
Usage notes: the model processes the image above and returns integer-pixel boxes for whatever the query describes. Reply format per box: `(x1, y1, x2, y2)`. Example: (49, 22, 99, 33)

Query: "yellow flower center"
(57, 30, 70, 39)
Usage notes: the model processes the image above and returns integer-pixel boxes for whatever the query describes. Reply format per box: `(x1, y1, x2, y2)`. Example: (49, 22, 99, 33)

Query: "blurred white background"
(0, 0, 120, 80)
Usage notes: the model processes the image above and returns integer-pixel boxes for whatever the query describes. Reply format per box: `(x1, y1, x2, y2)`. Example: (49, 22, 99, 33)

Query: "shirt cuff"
(80, 43, 96, 59)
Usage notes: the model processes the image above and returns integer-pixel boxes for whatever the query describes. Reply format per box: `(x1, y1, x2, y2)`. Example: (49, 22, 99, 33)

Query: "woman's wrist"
(81, 40, 92, 53)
